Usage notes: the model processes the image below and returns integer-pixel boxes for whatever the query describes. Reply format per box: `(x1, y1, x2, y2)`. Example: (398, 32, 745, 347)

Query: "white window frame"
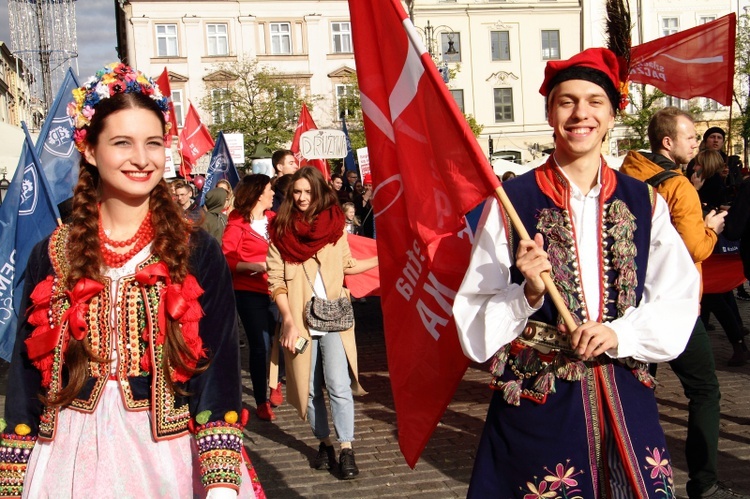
(494, 88, 514, 122)
(206, 23, 229, 56)
(270, 22, 292, 55)
(702, 98, 719, 111)
(699, 16, 716, 25)
(450, 89, 464, 113)
(211, 88, 232, 125)
(336, 84, 355, 120)
(491, 31, 510, 61)
(661, 17, 679, 36)
(331, 22, 352, 53)
(541, 30, 560, 60)
(156, 24, 179, 57)
(171, 89, 185, 128)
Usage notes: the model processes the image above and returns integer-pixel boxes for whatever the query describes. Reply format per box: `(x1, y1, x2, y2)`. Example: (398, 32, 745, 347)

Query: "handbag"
(303, 266, 354, 332)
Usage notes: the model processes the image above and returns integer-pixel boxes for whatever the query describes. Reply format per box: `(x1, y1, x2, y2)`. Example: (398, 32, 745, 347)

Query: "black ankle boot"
(313, 442, 336, 470)
(728, 342, 749, 367)
(339, 448, 359, 479)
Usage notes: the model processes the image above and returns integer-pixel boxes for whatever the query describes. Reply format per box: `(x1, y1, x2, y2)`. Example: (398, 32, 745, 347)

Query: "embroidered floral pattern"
(521, 461, 584, 499)
(536, 209, 582, 325)
(644, 447, 674, 498)
(0, 433, 37, 497)
(604, 200, 638, 318)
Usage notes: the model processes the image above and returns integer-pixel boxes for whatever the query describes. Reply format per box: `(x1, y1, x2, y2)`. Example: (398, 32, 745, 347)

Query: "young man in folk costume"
(453, 48, 700, 497)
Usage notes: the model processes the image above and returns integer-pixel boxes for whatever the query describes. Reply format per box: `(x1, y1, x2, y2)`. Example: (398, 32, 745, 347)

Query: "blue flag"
(342, 116, 357, 172)
(36, 67, 81, 206)
(198, 132, 240, 207)
(0, 124, 60, 360)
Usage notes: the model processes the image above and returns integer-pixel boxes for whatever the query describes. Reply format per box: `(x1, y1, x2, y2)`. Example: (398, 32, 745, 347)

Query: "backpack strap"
(645, 169, 680, 188)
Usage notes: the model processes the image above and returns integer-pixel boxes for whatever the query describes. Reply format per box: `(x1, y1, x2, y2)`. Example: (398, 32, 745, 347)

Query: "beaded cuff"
(0, 432, 37, 498)
(192, 411, 247, 491)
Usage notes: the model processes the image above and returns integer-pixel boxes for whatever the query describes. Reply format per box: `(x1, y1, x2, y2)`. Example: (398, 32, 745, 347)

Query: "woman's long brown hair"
(49, 92, 206, 406)
(271, 166, 339, 239)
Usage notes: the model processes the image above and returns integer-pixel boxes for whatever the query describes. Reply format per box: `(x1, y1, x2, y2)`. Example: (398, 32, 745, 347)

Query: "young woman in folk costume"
(266, 167, 378, 479)
(0, 63, 264, 499)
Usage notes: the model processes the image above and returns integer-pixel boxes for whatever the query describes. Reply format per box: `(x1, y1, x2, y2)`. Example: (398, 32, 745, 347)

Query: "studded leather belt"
(515, 319, 574, 355)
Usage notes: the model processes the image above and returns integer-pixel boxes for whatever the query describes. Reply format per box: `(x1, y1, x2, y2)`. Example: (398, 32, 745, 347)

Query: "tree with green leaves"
(200, 58, 314, 160)
(733, 12, 750, 166)
(617, 85, 703, 152)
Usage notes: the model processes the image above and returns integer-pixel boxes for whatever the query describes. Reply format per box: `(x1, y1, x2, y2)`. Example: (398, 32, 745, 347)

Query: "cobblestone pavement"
(0, 297, 748, 498)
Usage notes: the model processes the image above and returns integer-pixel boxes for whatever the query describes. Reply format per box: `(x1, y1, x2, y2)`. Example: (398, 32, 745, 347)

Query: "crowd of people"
(1, 47, 749, 499)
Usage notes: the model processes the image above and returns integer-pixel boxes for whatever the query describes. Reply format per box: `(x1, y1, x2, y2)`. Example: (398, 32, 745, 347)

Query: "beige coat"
(266, 230, 366, 420)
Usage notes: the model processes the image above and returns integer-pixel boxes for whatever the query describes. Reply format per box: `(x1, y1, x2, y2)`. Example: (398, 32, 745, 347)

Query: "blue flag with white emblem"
(36, 67, 81, 206)
(198, 132, 240, 207)
(0, 124, 60, 360)
(342, 116, 357, 172)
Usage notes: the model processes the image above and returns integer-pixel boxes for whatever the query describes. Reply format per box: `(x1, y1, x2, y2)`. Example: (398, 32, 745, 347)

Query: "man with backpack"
(620, 107, 745, 499)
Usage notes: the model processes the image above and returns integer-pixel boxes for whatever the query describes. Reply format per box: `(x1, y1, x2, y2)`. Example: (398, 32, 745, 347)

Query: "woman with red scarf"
(267, 167, 378, 480)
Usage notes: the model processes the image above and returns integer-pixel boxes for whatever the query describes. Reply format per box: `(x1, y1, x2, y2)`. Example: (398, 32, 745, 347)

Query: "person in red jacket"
(222, 174, 282, 421)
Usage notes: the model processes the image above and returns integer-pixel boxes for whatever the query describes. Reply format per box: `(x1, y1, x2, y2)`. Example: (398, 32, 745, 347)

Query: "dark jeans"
(701, 292, 745, 344)
(235, 290, 275, 405)
(669, 318, 721, 498)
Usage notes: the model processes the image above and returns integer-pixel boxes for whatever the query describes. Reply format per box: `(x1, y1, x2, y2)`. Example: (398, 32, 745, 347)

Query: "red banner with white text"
(629, 14, 736, 106)
(349, 0, 500, 468)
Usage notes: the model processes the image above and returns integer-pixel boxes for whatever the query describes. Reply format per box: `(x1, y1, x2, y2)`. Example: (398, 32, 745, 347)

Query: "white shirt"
(453, 175, 700, 365)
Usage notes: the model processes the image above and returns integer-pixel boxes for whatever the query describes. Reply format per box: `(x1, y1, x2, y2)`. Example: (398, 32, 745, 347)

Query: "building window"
(331, 22, 352, 53)
(494, 88, 513, 122)
(206, 23, 229, 56)
(663, 95, 688, 110)
(275, 87, 298, 122)
(270, 22, 292, 55)
(211, 88, 232, 124)
(450, 89, 464, 113)
(699, 16, 716, 25)
(491, 31, 510, 61)
(661, 18, 679, 36)
(336, 84, 355, 119)
(441, 32, 461, 63)
(172, 89, 184, 128)
(156, 24, 179, 57)
(703, 98, 719, 111)
(541, 30, 560, 60)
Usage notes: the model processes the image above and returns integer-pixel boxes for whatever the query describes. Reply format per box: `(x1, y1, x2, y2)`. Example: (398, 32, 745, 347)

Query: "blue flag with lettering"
(342, 116, 357, 172)
(198, 132, 240, 207)
(36, 67, 81, 206)
(0, 125, 60, 360)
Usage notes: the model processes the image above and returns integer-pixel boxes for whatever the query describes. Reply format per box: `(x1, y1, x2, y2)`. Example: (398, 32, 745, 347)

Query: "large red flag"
(179, 103, 214, 177)
(349, 0, 499, 468)
(629, 14, 736, 106)
(155, 67, 179, 139)
(290, 103, 330, 179)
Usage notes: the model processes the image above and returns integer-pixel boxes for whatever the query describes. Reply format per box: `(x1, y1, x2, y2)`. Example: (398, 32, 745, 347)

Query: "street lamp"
(415, 21, 460, 82)
(0, 168, 10, 206)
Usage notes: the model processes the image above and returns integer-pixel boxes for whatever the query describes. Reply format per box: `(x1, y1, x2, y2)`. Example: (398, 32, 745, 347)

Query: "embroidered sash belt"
(515, 320, 574, 355)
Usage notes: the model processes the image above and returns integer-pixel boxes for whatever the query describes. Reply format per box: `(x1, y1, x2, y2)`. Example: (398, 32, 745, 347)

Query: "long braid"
(149, 180, 208, 394)
(47, 163, 107, 406)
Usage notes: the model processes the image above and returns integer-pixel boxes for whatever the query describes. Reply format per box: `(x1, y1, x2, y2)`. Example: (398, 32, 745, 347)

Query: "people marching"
(3, 39, 750, 498)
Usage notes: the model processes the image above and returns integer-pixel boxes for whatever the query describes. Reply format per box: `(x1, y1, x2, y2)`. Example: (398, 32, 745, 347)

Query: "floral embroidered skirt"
(22, 381, 264, 498)
(468, 362, 675, 498)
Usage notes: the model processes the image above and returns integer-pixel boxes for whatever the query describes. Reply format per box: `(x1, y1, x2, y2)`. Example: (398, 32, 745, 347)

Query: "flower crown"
(67, 62, 171, 152)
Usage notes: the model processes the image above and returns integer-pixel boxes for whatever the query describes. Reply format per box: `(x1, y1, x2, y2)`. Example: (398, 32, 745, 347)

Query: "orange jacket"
(620, 151, 716, 290)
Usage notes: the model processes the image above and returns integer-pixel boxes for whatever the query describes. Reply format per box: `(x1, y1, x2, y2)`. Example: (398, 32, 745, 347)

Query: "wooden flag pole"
(494, 185, 578, 331)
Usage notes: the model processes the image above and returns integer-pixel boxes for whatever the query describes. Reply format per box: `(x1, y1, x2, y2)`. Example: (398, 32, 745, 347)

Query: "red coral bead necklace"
(99, 211, 155, 268)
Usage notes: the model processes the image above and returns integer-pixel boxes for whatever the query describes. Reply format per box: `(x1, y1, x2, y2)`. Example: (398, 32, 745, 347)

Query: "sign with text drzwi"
(300, 130, 347, 159)
(223, 133, 246, 164)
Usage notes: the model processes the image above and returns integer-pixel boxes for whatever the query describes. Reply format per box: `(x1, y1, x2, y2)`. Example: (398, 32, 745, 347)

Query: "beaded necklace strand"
(98, 212, 155, 268)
